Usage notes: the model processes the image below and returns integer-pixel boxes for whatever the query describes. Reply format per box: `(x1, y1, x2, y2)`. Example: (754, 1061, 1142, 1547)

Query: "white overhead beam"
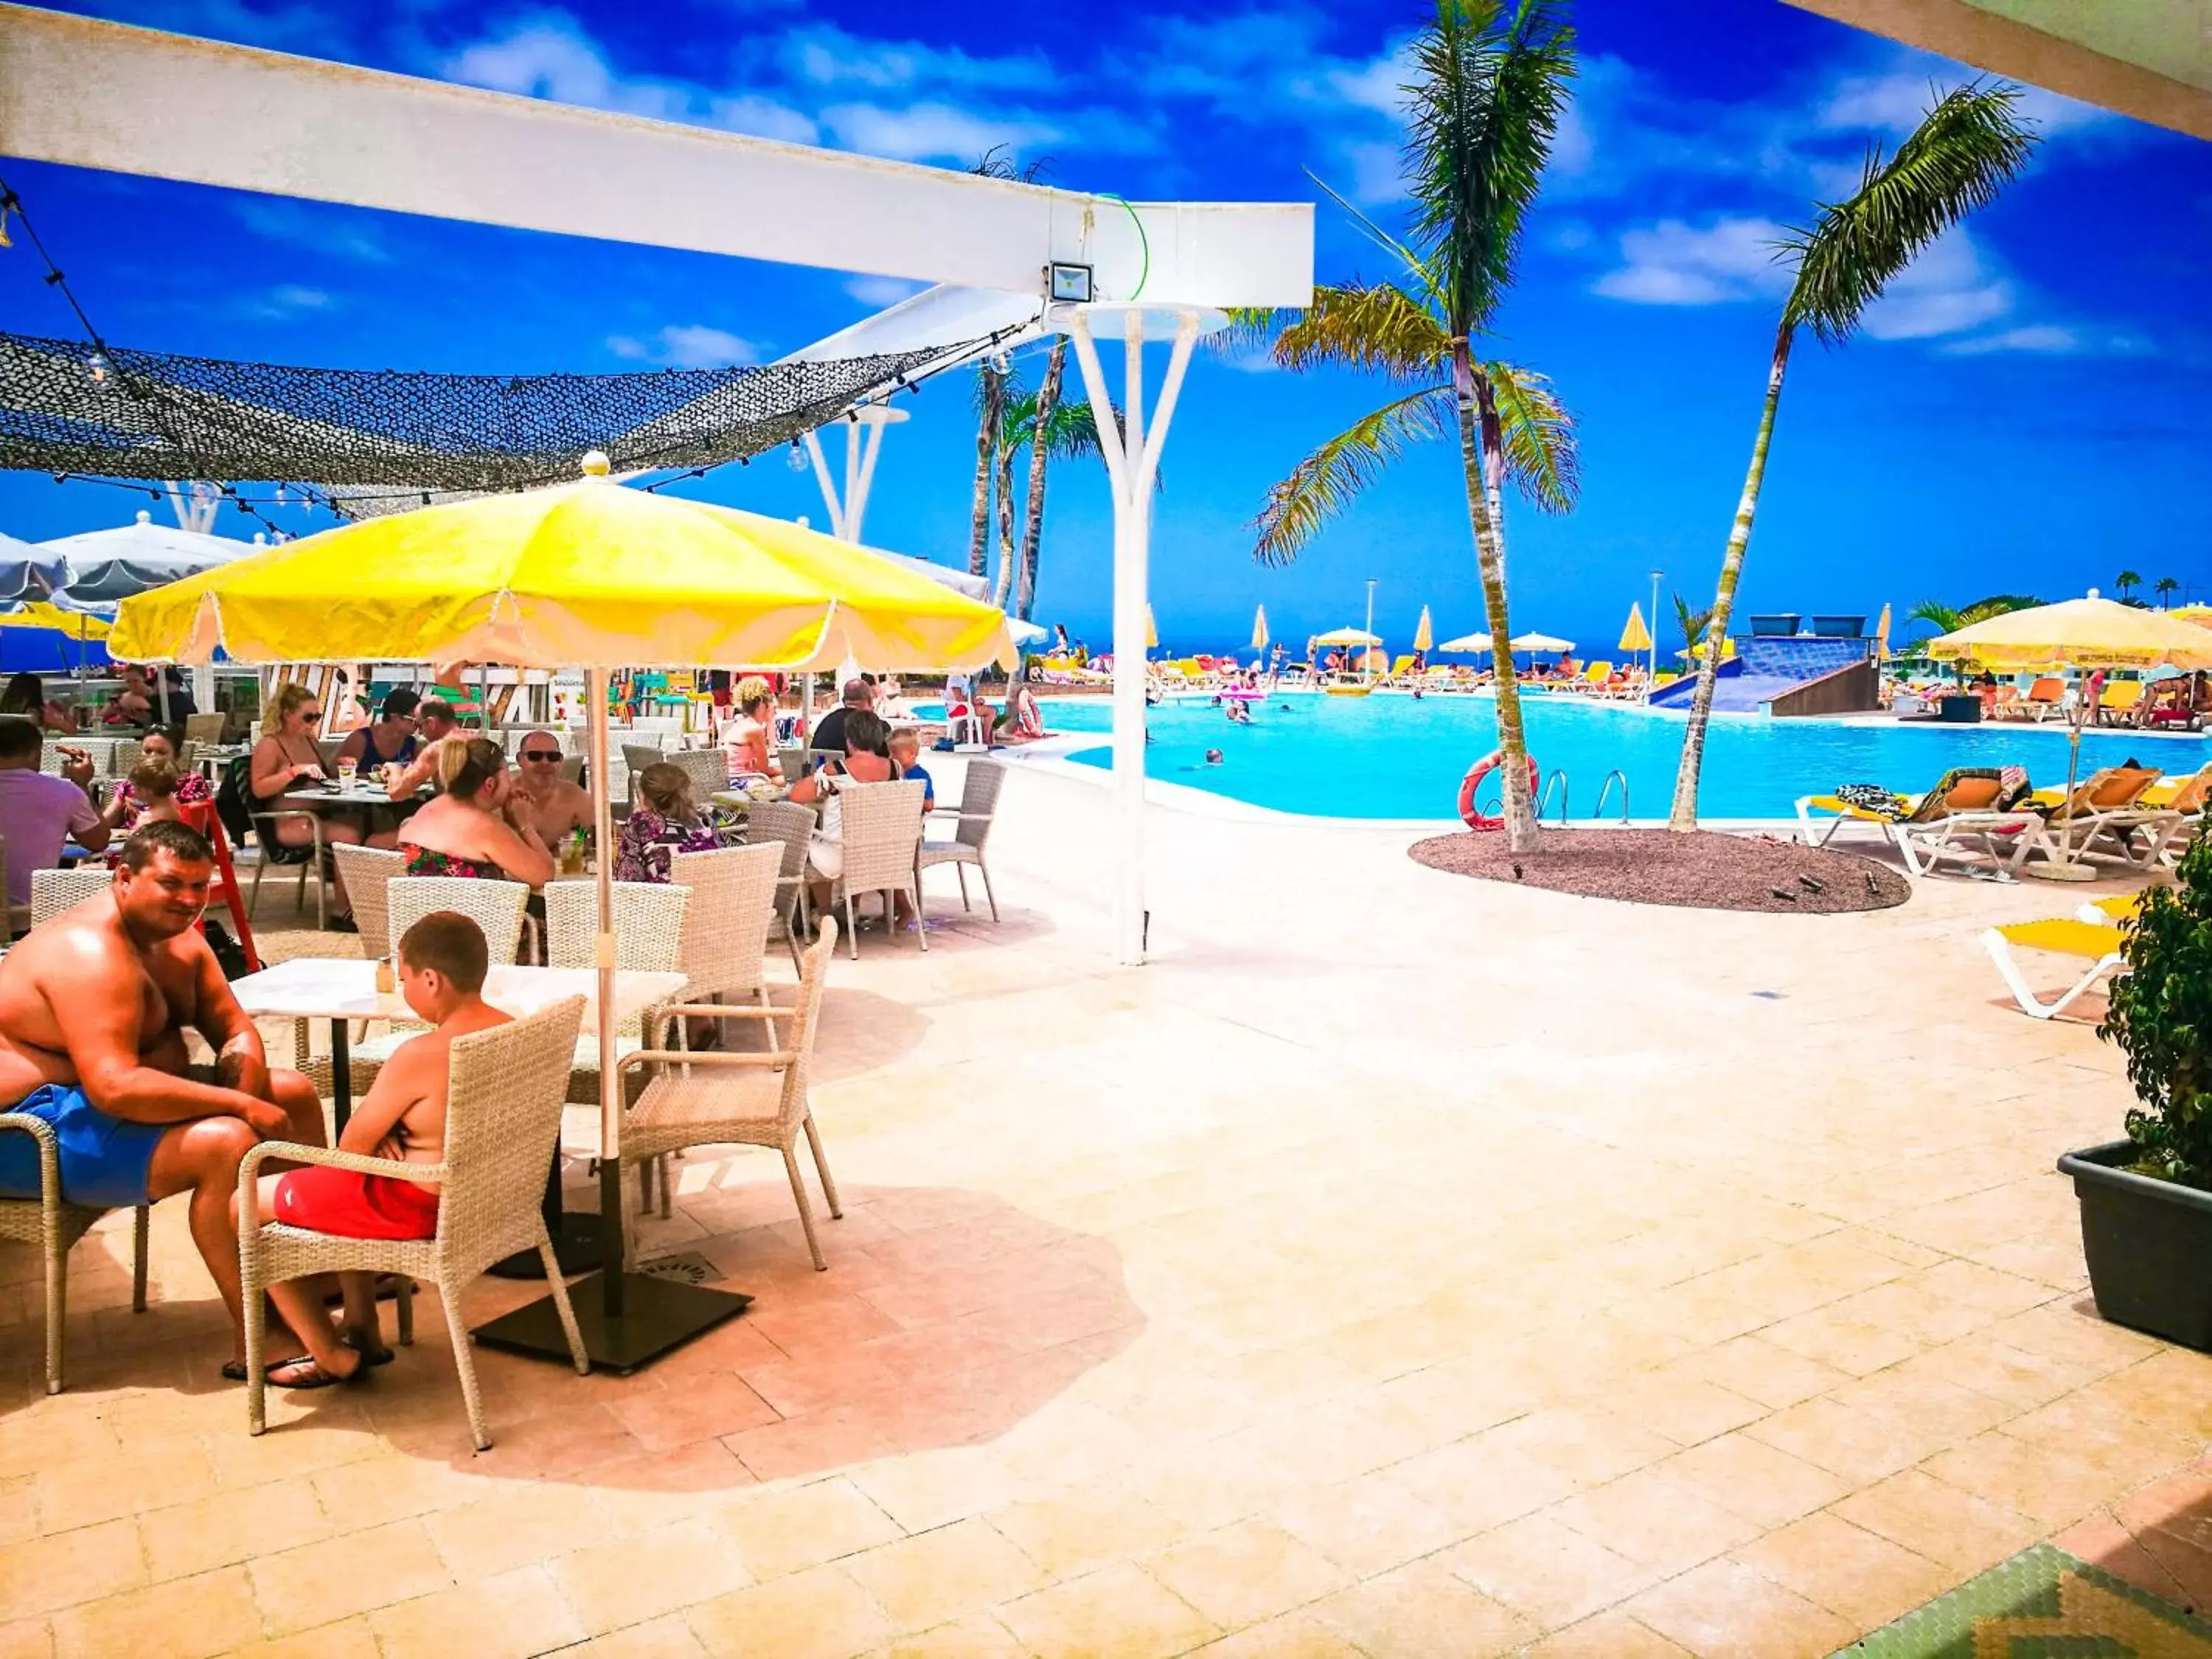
(0, 4, 1315, 307)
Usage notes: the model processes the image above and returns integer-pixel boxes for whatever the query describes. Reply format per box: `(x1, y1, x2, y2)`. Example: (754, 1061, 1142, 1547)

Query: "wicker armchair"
(332, 844, 406, 958)
(665, 748, 731, 804)
(238, 996, 588, 1450)
(0, 1113, 148, 1394)
(185, 713, 228, 746)
(742, 801, 816, 972)
(919, 759, 1005, 922)
(30, 865, 113, 926)
(620, 742, 664, 804)
(668, 843, 783, 1006)
(617, 918, 841, 1269)
(827, 779, 927, 959)
(542, 879, 690, 1107)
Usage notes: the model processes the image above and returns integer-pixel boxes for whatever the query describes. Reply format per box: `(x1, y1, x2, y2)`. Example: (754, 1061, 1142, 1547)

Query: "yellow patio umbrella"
(2172, 604, 2212, 627)
(110, 452, 1014, 1370)
(1616, 602, 1651, 654)
(1926, 594, 2212, 672)
(1874, 602, 1891, 662)
(1251, 605, 1268, 652)
(1146, 605, 1158, 651)
(0, 601, 111, 639)
(1412, 605, 1433, 653)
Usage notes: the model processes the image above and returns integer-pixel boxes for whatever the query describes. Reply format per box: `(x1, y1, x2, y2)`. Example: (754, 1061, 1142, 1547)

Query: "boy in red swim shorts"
(239, 911, 511, 1388)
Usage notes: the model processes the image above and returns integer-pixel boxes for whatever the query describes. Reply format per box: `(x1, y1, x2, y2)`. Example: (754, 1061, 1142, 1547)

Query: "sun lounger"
(2096, 678, 2145, 725)
(2017, 677, 2066, 722)
(2030, 766, 2166, 869)
(1798, 770, 2049, 880)
(1983, 916, 2126, 1019)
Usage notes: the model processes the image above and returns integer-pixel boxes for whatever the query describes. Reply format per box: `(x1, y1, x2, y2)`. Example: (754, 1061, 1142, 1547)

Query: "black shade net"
(0, 330, 983, 512)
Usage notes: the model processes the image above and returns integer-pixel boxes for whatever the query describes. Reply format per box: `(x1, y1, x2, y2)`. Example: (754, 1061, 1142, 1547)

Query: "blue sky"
(2, 0, 2208, 661)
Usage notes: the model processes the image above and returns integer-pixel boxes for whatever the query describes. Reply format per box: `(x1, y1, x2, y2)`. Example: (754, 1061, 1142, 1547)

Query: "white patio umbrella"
(0, 529, 72, 605)
(39, 511, 260, 607)
(1509, 631, 1574, 653)
(1435, 633, 1492, 654)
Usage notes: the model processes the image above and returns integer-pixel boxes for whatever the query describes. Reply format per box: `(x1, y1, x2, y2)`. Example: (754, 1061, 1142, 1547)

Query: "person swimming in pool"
(1225, 700, 1251, 725)
(1204, 748, 1224, 765)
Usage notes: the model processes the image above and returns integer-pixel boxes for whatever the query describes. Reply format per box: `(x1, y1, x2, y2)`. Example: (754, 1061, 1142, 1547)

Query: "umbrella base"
(487, 1214, 603, 1280)
(472, 1272, 751, 1374)
(2025, 861, 2099, 883)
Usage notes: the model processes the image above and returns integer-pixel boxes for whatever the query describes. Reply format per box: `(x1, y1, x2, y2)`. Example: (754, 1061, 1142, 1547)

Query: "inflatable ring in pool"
(1458, 750, 1539, 831)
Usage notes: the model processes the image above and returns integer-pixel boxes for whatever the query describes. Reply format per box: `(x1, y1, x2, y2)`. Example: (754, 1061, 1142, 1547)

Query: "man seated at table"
(383, 698, 461, 801)
(0, 820, 329, 1380)
(508, 731, 590, 846)
(807, 678, 872, 757)
(235, 910, 508, 1387)
(0, 717, 110, 917)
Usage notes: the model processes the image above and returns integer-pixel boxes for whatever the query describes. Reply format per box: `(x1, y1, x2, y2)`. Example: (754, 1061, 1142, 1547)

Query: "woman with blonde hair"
(393, 736, 554, 886)
(720, 673, 782, 784)
(249, 681, 370, 925)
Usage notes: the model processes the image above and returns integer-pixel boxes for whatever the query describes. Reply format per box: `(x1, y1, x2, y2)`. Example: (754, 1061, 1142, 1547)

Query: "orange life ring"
(1458, 750, 1539, 831)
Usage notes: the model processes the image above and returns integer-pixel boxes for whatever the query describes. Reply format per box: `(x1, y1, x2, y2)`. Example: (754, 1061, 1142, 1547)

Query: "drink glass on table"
(336, 757, 358, 786)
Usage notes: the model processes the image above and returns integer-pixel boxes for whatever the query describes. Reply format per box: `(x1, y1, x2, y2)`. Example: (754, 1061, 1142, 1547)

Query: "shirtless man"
(507, 731, 590, 845)
(383, 698, 460, 801)
(0, 820, 327, 1377)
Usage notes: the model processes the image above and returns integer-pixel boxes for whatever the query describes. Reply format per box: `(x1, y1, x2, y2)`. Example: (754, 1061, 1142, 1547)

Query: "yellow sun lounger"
(1983, 916, 2127, 1019)
(1797, 777, 2049, 880)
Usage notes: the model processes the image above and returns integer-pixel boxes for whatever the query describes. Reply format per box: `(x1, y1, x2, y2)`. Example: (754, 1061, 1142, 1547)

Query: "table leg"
(329, 1018, 352, 1134)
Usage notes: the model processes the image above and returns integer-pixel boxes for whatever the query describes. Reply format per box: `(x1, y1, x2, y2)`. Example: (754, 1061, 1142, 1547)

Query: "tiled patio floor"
(6, 756, 2211, 1658)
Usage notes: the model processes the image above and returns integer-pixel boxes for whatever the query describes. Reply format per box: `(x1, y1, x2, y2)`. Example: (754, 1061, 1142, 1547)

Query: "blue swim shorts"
(0, 1084, 164, 1208)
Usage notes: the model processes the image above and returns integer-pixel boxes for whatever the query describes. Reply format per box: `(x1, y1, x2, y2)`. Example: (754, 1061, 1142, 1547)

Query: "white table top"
(231, 959, 687, 1023)
(279, 782, 425, 809)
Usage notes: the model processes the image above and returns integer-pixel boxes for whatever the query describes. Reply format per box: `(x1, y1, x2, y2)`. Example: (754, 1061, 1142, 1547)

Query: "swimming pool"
(1019, 693, 2202, 821)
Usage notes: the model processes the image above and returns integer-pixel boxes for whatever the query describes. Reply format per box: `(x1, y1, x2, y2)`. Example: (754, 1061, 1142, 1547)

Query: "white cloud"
(244, 284, 333, 319)
(844, 275, 926, 309)
(1341, 140, 1406, 207)
(777, 26, 1053, 93)
(232, 200, 391, 263)
(819, 101, 1061, 163)
(1822, 67, 2115, 140)
(1941, 324, 2081, 355)
(1857, 227, 2011, 339)
(606, 324, 761, 367)
(1593, 218, 1796, 306)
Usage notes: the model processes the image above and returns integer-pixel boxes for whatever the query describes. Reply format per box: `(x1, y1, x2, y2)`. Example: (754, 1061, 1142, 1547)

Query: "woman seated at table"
(396, 737, 554, 887)
(720, 676, 782, 785)
(101, 726, 212, 834)
(0, 672, 77, 734)
(251, 683, 371, 925)
(335, 686, 422, 776)
(616, 762, 736, 884)
(787, 709, 901, 913)
(103, 667, 157, 728)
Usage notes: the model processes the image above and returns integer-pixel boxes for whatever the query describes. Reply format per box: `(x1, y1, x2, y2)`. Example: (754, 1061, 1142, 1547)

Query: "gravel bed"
(1407, 827, 1912, 913)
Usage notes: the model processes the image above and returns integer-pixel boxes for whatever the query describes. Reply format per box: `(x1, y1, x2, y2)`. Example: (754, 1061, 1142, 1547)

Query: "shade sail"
(1927, 595, 2212, 672)
(109, 461, 1016, 672)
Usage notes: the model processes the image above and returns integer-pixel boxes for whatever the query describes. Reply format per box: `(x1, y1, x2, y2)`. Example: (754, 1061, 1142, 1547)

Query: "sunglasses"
(519, 749, 562, 761)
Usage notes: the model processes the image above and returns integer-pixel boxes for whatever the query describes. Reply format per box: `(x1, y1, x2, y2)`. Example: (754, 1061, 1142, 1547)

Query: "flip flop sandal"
(221, 1354, 306, 1383)
(263, 1351, 368, 1391)
(342, 1327, 397, 1367)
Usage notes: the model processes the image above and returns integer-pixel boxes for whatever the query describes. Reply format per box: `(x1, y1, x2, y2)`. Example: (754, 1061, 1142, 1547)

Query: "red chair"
(180, 799, 260, 972)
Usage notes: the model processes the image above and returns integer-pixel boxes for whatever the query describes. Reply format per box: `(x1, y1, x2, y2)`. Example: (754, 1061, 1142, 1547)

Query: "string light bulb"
(86, 350, 108, 388)
(786, 439, 809, 474)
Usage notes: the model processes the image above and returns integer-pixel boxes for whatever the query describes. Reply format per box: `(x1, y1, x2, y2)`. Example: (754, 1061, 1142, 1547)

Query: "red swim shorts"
(271, 1166, 440, 1240)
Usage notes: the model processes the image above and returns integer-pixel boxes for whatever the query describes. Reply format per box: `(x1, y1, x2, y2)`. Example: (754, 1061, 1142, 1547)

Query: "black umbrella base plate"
(471, 1272, 752, 1374)
(487, 1214, 604, 1280)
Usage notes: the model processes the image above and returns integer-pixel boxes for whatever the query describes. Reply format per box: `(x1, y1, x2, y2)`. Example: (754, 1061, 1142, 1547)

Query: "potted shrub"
(2059, 836, 2212, 1349)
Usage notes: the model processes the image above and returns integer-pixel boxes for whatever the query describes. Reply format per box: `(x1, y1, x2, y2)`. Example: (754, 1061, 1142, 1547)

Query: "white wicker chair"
(238, 996, 589, 1450)
(620, 742, 665, 805)
(333, 844, 406, 959)
(617, 918, 841, 1269)
(742, 801, 816, 972)
(543, 879, 690, 1107)
(664, 748, 731, 804)
(185, 713, 227, 746)
(669, 843, 783, 1006)
(827, 780, 927, 959)
(919, 759, 1004, 922)
(30, 865, 113, 926)
(0, 1113, 149, 1394)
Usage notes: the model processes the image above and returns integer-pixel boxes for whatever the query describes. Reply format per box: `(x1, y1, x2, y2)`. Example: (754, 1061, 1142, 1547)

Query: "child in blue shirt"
(888, 726, 936, 811)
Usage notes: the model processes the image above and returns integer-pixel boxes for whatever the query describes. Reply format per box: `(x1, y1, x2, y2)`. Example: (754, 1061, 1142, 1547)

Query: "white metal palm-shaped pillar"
(1062, 302, 1219, 966)
(801, 402, 908, 543)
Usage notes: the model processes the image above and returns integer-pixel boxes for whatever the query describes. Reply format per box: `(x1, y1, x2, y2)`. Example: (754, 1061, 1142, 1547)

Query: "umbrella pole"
(473, 664, 754, 1372)
(2026, 673, 2097, 882)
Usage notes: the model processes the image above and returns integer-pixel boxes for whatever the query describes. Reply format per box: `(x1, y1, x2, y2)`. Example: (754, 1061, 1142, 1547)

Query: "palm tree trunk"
(1669, 322, 1794, 832)
(992, 424, 1019, 611)
(969, 366, 1004, 579)
(1454, 345, 1539, 852)
(1015, 340, 1065, 621)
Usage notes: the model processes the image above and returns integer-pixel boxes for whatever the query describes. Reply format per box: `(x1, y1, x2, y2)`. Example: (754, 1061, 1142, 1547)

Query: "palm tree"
(1015, 337, 1068, 618)
(1672, 591, 1714, 660)
(1235, 0, 1579, 852)
(2157, 577, 2179, 610)
(2115, 569, 2142, 601)
(1907, 593, 2039, 684)
(1669, 83, 2037, 830)
(969, 360, 1008, 579)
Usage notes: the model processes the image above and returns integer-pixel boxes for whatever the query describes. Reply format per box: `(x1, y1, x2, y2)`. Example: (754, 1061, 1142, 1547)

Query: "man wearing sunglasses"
(507, 732, 591, 848)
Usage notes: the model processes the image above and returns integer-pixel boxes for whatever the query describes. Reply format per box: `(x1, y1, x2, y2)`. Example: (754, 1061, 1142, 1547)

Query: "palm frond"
(1251, 387, 1453, 566)
(1481, 359, 1578, 513)
(1784, 80, 2037, 344)
(1960, 593, 2040, 625)
(1405, 0, 1576, 335)
(1906, 599, 1963, 633)
(1267, 282, 1451, 380)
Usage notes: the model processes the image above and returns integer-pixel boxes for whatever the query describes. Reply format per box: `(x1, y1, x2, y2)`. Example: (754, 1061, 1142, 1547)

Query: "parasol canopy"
(1312, 627, 1382, 647)
(1412, 606, 1433, 653)
(109, 456, 1016, 672)
(1146, 605, 1158, 651)
(0, 529, 72, 606)
(1617, 604, 1651, 654)
(1435, 633, 1491, 653)
(1926, 594, 2212, 672)
(41, 511, 259, 607)
(1251, 605, 1268, 652)
(0, 601, 111, 639)
(1874, 602, 1891, 661)
(1510, 631, 1573, 653)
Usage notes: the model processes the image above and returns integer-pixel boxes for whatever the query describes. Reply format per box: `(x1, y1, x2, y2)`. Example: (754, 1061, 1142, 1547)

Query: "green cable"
(1099, 192, 1149, 300)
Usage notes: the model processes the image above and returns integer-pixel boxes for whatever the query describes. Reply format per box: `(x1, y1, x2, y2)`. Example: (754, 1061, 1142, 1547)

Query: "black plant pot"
(2058, 1140, 2212, 1350)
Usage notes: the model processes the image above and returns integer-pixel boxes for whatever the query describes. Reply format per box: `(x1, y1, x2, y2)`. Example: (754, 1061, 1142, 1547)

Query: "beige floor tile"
(1757, 1307, 1928, 1378)
(1920, 1430, 2121, 1528)
(1669, 1338, 1852, 1411)
(139, 1478, 335, 1586)
(1386, 1439, 1580, 1536)
(717, 1478, 904, 1581)
(1472, 1408, 1680, 1487)
(688, 1564, 895, 1659)
(1183, 1608, 1365, 1658)
(368, 1564, 587, 1659)
(211, 1615, 380, 1659)
(1624, 1557, 1857, 1658)
(426, 1480, 609, 1582)
(866, 1613, 1022, 1658)
(841, 1517, 1046, 1632)
(1307, 1558, 1536, 1659)
(1652, 1432, 1851, 1528)
(1545, 1469, 1762, 1577)
(1742, 1397, 1945, 1484)
(550, 1518, 752, 1635)
(989, 1486, 1186, 1581)
(1582, 1373, 1767, 1447)
(1829, 1469, 2042, 1574)
(50, 1565, 260, 1659)
(0, 1519, 147, 1622)
(0, 1622, 47, 1659)
(1733, 1512, 1953, 1631)
(559, 1613, 711, 1658)
(1441, 1511, 1658, 1628)
(1523, 1608, 1694, 1658)
(995, 1562, 1220, 1658)
(247, 1515, 451, 1637)
(35, 1441, 218, 1535)
(1142, 1520, 1352, 1631)
(1265, 1468, 1467, 1579)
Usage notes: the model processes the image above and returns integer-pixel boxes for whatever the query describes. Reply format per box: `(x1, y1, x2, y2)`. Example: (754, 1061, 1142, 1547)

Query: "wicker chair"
(664, 748, 731, 804)
(332, 844, 406, 958)
(542, 879, 690, 1107)
(30, 865, 113, 926)
(238, 996, 589, 1450)
(827, 780, 928, 959)
(617, 918, 841, 1269)
(185, 712, 228, 746)
(0, 1113, 149, 1394)
(742, 801, 817, 972)
(246, 790, 333, 932)
(919, 759, 1005, 923)
(620, 742, 665, 804)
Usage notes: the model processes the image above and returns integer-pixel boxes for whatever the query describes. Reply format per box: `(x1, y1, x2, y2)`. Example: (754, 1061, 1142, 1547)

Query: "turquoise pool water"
(998, 693, 2202, 821)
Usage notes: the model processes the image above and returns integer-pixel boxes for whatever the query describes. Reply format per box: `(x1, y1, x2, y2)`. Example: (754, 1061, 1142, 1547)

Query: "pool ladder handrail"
(1593, 769, 1630, 824)
(1537, 768, 1569, 824)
